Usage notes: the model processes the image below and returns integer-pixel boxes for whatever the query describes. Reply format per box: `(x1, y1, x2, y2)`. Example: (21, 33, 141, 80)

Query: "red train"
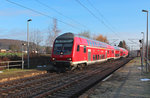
(51, 32, 128, 70)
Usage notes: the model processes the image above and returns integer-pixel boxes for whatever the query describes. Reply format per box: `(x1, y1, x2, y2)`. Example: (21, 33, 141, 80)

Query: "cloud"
(0, 29, 26, 40)
(0, 8, 41, 17)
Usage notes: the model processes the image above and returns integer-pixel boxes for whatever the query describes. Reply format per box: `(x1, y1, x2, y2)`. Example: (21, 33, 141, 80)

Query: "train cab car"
(51, 32, 108, 69)
(51, 32, 128, 69)
(51, 33, 74, 68)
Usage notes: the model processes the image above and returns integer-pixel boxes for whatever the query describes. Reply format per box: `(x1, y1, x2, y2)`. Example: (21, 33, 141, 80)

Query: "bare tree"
(78, 30, 91, 38)
(46, 18, 61, 47)
(122, 40, 127, 49)
(30, 29, 43, 53)
(9, 44, 20, 52)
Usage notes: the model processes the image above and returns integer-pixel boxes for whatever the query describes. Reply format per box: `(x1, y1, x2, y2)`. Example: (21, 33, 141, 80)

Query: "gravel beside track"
(0, 58, 132, 98)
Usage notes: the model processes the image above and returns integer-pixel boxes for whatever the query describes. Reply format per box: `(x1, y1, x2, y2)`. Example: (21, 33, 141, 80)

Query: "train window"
(115, 54, 117, 57)
(84, 46, 86, 53)
(53, 44, 63, 55)
(90, 41, 92, 46)
(99, 43, 101, 47)
(87, 40, 90, 46)
(98, 55, 99, 59)
(95, 43, 97, 46)
(93, 55, 95, 60)
(55, 39, 73, 43)
(63, 44, 73, 55)
(53, 43, 73, 55)
(92, 41, 95, 46)
(77, 45, 80, 51)
(102, 55, 104, 59)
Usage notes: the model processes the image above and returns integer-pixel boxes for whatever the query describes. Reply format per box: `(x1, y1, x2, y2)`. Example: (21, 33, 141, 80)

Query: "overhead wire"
(35, 0, 88, 29)
(75, 0, 121, 38)
(6, 0, 82, 30)
(86, 0, 116, 30)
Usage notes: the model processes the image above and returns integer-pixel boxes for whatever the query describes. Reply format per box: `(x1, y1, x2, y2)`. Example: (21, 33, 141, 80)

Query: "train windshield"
(53, 39, 73, 55)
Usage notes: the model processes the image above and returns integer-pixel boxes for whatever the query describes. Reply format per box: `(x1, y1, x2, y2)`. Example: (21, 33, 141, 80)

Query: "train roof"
(56, 32, 74, 40)
(56, 32, 127, 51)
(114, 46, 120, 50)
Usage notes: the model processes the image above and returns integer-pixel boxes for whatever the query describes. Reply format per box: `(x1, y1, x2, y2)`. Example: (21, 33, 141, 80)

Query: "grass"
(0, 68, 37, 79)
(0, 53, 23, 57)
(1, 68, 35, 74)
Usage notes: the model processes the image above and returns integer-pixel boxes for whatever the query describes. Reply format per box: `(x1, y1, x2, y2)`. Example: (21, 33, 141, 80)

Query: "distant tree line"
(9, 45, 20, 52)
(118, 40, 127, 49)
(78, 31, 109, 44)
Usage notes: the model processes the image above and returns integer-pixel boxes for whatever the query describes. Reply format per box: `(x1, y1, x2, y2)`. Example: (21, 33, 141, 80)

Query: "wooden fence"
(0, 60, 24, 70)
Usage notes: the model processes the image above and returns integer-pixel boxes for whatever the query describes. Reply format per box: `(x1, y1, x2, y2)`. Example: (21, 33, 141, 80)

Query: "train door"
(105, 50, 107, 59)
(88, 49, 91, 61)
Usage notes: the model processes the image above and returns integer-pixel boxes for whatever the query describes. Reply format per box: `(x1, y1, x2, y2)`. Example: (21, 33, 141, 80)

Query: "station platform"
(80, 57, 150, 98)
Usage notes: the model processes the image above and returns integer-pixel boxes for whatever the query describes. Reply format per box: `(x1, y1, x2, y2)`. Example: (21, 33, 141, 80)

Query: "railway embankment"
(0, 58, 131, 97)
(80, 57, 150, 98)
(0, 69, 47, 83)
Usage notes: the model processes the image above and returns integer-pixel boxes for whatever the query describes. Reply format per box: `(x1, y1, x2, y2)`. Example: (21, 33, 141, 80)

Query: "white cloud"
(0, 29, 26, 40)
(0, 8, 41, 17)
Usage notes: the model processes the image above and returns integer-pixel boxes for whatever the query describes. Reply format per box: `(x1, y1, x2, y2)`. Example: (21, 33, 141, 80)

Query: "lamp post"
(22, 43, 26, 69)
(27, 19, 32, 69)
(142, 10, 149, 72)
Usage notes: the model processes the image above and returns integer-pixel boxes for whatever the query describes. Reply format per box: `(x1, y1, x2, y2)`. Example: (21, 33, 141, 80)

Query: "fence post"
(22, 61, 24, 70)
(7, 61, 9, 70)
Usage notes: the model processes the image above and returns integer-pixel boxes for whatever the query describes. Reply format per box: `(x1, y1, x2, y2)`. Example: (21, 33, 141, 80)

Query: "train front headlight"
(52, 58, 55, 61)
(67, 58, 72, 61)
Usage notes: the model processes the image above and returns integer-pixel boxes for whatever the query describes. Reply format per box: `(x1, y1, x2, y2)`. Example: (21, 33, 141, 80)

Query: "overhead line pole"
(142, 10, 149, 72)
(27, 19, 32, 69)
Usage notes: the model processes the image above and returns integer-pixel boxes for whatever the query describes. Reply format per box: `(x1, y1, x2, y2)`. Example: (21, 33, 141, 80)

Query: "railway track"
(0, 58, 132, 98)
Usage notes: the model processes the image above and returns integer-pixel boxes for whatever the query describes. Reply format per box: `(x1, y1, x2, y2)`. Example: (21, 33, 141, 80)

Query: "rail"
(0, 60, 24, 70)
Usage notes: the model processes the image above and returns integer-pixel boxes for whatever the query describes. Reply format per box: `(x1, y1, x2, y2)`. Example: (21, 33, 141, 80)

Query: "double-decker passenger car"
(51, 32, 128, 70)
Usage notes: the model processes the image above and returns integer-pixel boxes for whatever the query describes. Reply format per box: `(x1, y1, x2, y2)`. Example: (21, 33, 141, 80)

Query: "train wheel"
(68, 66, 76, 71)
(77, 64, 85, 70)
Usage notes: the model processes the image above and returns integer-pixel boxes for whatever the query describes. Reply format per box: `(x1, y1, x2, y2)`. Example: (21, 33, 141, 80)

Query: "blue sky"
(0, 0, 150, 49)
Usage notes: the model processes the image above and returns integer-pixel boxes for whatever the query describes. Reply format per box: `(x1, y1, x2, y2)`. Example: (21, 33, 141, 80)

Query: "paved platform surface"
(80, 57, 150, 98)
